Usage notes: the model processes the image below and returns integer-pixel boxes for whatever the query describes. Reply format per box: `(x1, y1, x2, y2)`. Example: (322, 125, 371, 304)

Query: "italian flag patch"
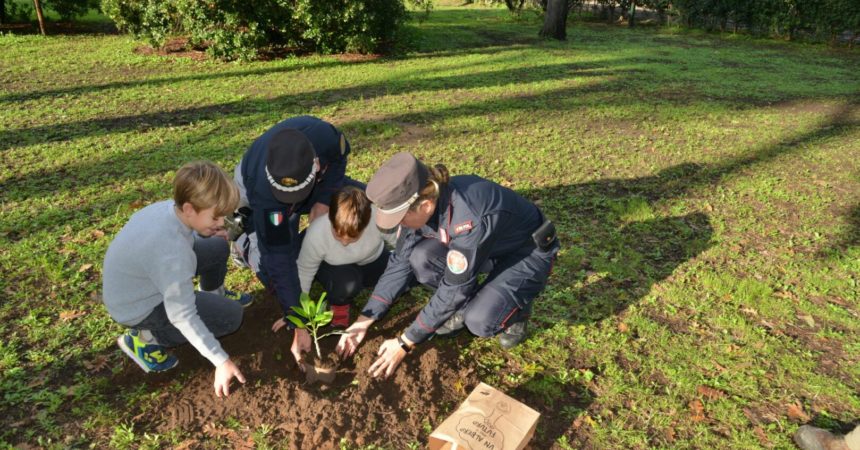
(269, 211, 284, 226)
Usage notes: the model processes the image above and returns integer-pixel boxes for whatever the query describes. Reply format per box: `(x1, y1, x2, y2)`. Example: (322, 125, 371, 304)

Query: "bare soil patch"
(106, 292, 500, 448)
(134, 38, 207, 62)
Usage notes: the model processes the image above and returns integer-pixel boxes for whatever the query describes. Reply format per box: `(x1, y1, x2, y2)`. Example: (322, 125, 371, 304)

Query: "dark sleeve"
(404, 215, 499, 344)
(308, 130, 350, 208)
(362, 228, 419, 320)
(254, 207, 301, 314)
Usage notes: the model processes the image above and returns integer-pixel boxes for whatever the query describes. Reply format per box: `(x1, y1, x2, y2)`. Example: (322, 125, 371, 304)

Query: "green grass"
(2, 2, 860, 448)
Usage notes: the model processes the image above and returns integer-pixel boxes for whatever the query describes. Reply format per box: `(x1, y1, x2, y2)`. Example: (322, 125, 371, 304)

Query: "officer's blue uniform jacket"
(362, 175, 545, 344)
(239, 116, 350, 314)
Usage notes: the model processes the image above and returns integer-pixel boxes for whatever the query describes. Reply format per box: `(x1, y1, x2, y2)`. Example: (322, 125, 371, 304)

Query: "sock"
(202, 285, 226, 296)
(138, 329, 159, 345)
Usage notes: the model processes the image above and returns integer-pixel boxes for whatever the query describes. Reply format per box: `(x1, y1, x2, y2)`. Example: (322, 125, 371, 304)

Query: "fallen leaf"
(91, 229, 105, 239)
(130, 199, 146, 209)
(754, 426, 770, 447)
(787, 402, 810, 422)
(697, 385, 726, 401)
(741, 307, 758, 316)
(663, 426, 676, 442)
(82, 355, 109, 372)
(798, 314, 816, 328)
(59, 310, 86, 321)
(743, 408, 760, 425)
(174, 440, 198, 450)
(617, 322, 629, 333)
(78, 263, 93, 273)
(689, 399, 705, 422)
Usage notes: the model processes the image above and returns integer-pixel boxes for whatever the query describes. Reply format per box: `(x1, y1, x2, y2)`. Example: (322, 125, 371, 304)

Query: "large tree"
(539, 0, 570, 40)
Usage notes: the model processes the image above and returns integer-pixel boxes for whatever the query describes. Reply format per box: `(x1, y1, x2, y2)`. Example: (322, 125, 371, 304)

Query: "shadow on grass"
(0, 59, 359, 104)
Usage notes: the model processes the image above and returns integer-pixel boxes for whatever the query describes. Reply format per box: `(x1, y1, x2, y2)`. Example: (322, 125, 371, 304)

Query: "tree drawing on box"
(456, 401, 510, 450)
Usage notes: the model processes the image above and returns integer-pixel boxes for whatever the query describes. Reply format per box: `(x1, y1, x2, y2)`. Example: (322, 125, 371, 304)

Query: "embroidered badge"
(339, 134, 347, 155)
(280, 176, 298, 187)
(269, 211, 284, 226)
(454, 221, 473, 235)
(446, 250, 468, 275)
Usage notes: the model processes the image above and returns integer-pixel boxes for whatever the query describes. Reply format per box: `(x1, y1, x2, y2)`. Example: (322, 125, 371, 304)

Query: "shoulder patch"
(446, 250, 468, 275)
(453, 221, 473, 235)
(269, 211, 284, 226)
(339, 134, 346, 155)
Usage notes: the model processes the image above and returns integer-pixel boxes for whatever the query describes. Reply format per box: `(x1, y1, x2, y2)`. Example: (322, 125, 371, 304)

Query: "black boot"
(498, 320, 528, 350)
(436, 311, 466, 337)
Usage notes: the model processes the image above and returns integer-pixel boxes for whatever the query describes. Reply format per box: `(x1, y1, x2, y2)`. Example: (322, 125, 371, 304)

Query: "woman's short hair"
(330, 186, 372, 239)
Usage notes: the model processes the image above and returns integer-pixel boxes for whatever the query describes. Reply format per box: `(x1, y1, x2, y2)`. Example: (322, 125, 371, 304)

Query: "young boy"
(102, 161, 251, 397)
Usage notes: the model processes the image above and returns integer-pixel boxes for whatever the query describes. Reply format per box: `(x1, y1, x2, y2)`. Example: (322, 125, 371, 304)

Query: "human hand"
(272, 317, 288, 332)
(368, 338, 406, 379)
(210, 228, 229, 240)
(291, 328, 311, 370)
(308, 202, 329, 224)
(213, 359, 246, 398)
(336, 315, 374, 359)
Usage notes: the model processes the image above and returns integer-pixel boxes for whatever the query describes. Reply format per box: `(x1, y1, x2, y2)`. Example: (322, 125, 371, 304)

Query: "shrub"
(101, 0, 410, 60)
(46, 0, 100, 20)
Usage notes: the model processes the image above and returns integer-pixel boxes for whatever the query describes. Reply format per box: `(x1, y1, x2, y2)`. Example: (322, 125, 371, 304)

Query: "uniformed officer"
(335, 152, 560, 378)
(232, 116, 354, 365)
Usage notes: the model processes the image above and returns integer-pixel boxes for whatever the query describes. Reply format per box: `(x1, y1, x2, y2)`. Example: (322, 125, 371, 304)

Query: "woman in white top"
(275, 186, 394, 329)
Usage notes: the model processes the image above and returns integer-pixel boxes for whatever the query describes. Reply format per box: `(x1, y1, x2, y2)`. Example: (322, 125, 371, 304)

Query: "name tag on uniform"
(453, 221, 473, 235)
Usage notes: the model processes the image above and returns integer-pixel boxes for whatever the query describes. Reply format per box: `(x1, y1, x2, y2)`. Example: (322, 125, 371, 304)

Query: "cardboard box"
(429, 382, 540, 450)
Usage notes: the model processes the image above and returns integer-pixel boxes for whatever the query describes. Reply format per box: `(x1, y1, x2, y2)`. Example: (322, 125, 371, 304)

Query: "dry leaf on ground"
(59, 310, 86, 321)
(697, 385, 727, 400)
(689, 399, 705, 422)
(787, 402, 810, 422)
(754, 426, 771, 447)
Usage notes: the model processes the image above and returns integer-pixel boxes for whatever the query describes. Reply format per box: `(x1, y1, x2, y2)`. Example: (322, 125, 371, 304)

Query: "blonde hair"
(409, 163, 450, 211)
(173, 161, 239, 217)
(330, 186, 372, 239)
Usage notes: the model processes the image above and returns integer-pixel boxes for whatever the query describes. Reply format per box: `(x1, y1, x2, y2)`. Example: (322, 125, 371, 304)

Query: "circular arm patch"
(446, 250, 469, 275)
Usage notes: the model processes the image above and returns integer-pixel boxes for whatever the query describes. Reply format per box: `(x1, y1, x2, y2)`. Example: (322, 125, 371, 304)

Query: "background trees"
(533, 0, 860, 43)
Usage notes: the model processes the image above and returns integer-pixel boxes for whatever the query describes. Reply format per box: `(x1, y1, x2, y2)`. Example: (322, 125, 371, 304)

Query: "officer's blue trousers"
(409, 238, 558, 337)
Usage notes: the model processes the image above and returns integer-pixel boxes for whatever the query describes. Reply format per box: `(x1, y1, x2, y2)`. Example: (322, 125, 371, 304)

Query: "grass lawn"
(2, 3, 859, 448)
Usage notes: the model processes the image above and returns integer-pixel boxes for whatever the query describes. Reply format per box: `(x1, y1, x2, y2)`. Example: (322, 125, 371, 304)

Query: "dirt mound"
(114, 293, 481, 448)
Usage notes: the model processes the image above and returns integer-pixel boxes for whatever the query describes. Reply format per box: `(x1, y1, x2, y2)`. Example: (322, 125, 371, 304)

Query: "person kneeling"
(273, 186, 393, 334)
(102, 161, 250, 397)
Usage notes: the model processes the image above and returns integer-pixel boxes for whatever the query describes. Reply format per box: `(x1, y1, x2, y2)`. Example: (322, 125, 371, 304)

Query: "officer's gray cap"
(367, 152, 429, 230)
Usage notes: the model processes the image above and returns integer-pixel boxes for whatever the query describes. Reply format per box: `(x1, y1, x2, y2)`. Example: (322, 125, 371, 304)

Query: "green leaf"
(286, 316, 307, 330)
(300, 297, 314, 318)
(290, 305, 309, 319)
(316, 311, 333, 326)
(315, 297, 327, 317)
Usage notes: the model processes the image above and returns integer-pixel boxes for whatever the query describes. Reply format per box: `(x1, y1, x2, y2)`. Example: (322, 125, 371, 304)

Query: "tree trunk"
(539, 0, 569, 40)
(33, 0, 46, 35)
(628, 2, 636, 27)
(1, 0, 6, 25)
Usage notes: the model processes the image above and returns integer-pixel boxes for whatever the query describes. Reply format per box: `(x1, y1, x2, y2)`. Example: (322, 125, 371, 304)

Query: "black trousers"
(314, 249, 390, 305)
